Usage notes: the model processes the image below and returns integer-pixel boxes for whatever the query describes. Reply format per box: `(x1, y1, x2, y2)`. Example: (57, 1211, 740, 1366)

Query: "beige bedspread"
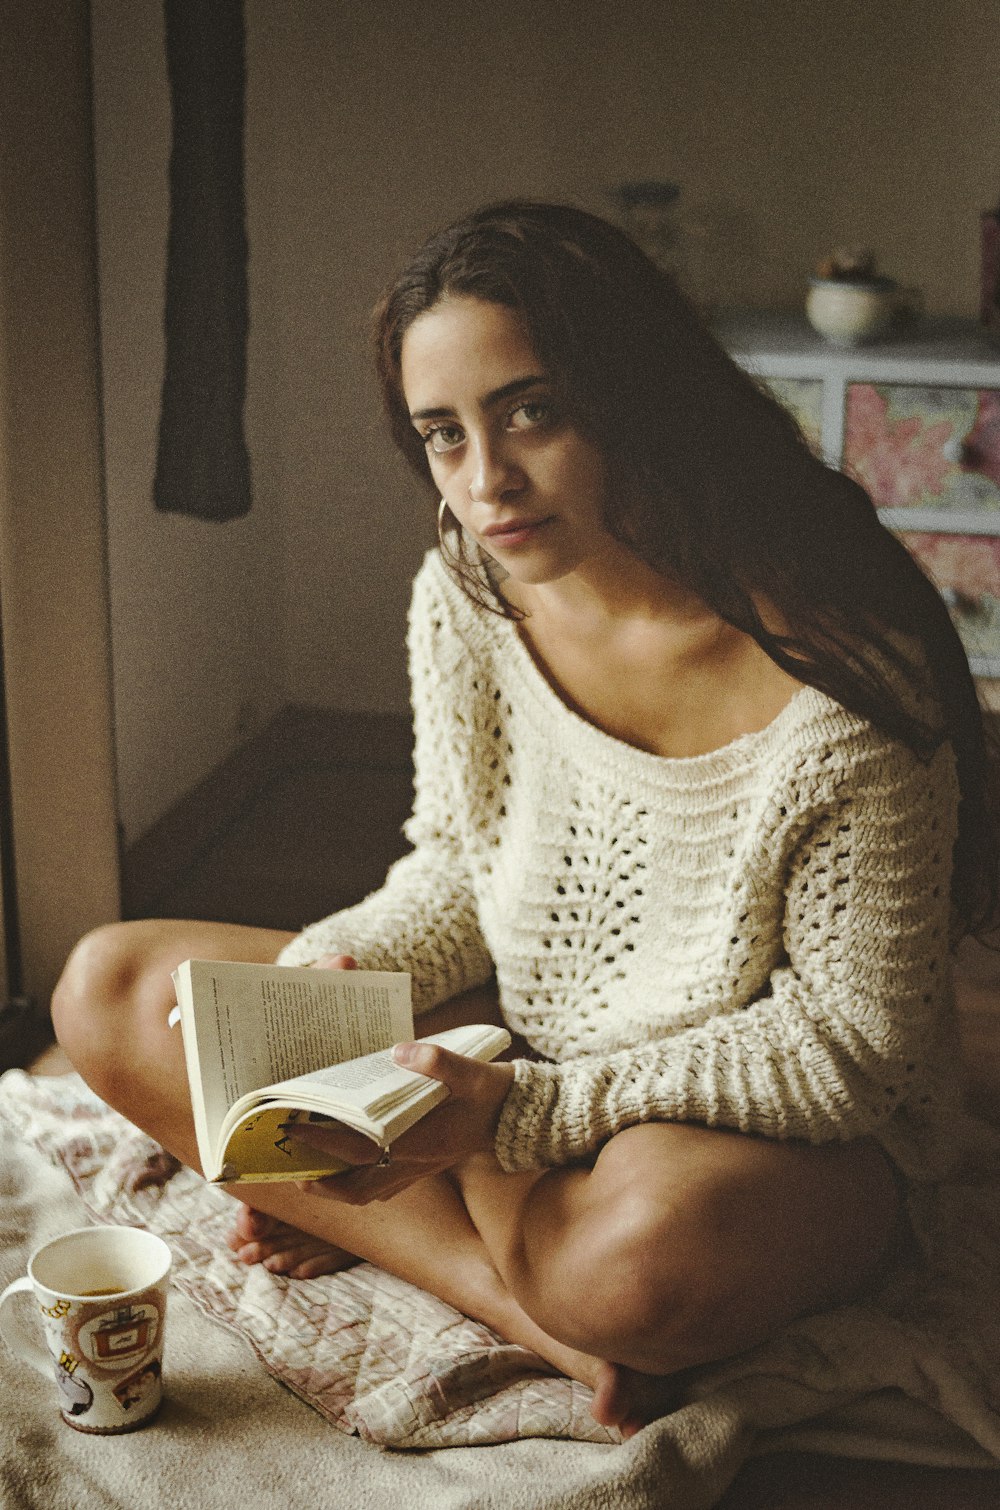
(1, 1069, 996, 1510)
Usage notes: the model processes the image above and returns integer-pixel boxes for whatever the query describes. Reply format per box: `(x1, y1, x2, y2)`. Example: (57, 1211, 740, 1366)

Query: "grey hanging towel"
(154, 0, 251, 520)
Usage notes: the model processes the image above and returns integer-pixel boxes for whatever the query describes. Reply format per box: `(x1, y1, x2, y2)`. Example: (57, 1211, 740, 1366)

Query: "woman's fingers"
(392, 1039, 468, 1081)
(313, 953, 358, 970)
(280, 1117, 385, 1167)
(302, 1157, 450, 1206)
(393, 1041, 515, 1108)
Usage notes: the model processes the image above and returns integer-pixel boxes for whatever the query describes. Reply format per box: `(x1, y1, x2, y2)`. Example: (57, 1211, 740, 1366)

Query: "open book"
(171, 959, 511, 1184)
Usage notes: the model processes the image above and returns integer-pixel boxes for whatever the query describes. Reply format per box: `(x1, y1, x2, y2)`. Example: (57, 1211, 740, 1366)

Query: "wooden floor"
(24, 704, 1000, 1507)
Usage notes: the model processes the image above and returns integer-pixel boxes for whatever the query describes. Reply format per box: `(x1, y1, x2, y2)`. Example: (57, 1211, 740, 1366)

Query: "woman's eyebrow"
(410, 374, 547, 423)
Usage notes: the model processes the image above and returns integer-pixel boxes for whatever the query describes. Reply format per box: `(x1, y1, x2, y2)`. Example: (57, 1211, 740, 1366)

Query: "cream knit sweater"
(278, 550, 968, 1181)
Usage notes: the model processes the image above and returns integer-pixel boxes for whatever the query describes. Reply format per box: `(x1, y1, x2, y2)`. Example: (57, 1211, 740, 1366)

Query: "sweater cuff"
(494, 1058, 600, 1172)
(493, 1060, 559, 1171)
(275, 931, 368, 969)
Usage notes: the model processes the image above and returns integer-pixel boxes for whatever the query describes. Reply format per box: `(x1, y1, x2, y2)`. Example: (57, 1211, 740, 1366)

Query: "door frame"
(0, 0, 120, 1008)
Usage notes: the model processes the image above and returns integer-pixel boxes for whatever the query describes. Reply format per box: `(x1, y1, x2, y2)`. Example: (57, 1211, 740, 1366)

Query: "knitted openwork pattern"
(281, 551, 961, 1182)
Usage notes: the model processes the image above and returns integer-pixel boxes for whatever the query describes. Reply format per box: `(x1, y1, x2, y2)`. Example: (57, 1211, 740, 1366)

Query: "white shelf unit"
(715, 312, 1000, 682)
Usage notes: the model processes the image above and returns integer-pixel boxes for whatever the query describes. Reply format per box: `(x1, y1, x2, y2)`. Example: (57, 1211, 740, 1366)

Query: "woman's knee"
(52, 921, 171, 1080)
(54, 921, 145, 1019)
(53, 918, 294, 1039)
(524, 1123, 902, 1372)
(515, 1140, 704, 1366)
(53, 918, 296, 1107)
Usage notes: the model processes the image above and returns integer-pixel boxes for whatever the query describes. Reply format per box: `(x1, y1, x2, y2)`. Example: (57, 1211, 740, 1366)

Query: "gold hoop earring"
(437, 498, 452, 553)
(437, 497, 509, 591)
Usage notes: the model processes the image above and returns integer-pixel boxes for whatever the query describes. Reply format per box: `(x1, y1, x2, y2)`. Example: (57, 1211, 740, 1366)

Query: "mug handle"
(0, 1276, 53, 1374)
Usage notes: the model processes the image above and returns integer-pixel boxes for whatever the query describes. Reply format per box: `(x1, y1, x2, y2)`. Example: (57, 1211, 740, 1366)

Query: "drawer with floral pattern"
(718, 313, 1000, 680)
(843, 383, 1000, 524)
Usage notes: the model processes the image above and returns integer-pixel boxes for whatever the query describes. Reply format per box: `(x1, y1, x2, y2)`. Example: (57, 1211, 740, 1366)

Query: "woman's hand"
(314, 953, 361, 972)
(302, 950, 515, 1203)
(284, 1042, 516, 1204)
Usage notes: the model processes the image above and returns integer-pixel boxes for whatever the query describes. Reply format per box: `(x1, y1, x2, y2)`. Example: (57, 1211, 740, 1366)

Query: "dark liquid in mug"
(78, 1286, 126, 1297)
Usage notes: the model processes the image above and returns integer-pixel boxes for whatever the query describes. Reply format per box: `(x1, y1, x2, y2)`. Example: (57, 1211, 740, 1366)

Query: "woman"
(53, 201, 999, 1441)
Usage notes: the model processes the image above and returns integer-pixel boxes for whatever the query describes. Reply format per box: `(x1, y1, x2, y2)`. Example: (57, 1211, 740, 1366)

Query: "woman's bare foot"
(227, 1202, 361, 1280)
(589, 1360, 685, 1438)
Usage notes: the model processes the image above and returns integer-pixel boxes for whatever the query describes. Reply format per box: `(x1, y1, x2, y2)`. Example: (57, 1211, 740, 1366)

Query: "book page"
(268, 1023, 509, 1108)
(279, 1044, 417, 1100)
(172, 960, 412, 1161)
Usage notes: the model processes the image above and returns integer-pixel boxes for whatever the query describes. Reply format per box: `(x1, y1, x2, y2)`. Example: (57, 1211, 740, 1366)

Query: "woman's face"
(400, 296, 612, 587)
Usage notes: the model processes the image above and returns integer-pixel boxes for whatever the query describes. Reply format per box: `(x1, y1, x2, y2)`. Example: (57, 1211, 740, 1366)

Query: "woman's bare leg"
(53, 918, 298, 1156)
(53, 920, 901, 1434)
(455, 1122, 900, 1369)
(51, 922, 612, 1397)
(452, 1122, 901, 1428)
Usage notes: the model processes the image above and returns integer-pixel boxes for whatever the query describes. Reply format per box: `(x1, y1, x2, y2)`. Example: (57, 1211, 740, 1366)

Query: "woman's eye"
(509, 399, 552, 429)
(423, 425, 464, 455)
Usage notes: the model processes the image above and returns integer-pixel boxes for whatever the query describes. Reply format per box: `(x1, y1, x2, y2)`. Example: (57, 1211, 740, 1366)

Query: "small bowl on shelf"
(806, 275, 899, 346)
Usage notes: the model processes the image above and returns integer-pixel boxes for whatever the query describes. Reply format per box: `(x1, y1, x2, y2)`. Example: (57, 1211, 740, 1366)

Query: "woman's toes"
(259, 1235, 318, 1273)
(226, 1214, 359, 1278)
(229, 1202, 273, 1248)
(589, 1360, 631, 1428)
(262, 1237, 358, 1278)
(589, 1360, 682, 1436)
(286, 1245, 360, 1280)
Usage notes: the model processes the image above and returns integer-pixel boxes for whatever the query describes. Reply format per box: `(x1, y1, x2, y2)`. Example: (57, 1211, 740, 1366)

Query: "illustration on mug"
(113, 1357, 162, 1411)
(42, 1291, 167, 1422)
(53, 1350, 94, 1417)
(76, 1297, 162, 1368)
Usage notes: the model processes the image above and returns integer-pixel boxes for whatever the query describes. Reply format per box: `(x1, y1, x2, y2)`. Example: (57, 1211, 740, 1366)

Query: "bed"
(1, 957, 998, 1510)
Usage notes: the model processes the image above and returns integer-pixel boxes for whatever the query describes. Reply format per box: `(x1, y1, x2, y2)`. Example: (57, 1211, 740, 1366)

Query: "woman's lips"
(482, 517, 552, 548)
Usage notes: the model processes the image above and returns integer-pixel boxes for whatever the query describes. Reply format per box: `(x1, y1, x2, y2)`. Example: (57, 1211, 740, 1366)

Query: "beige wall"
(90, 3, 285, 847)
(92, 0, 1000, 841)
(247, 0, 1000, 714)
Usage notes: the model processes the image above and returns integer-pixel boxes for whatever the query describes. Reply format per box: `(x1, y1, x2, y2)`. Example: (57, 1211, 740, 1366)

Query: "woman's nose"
(468, 436, 525, 504)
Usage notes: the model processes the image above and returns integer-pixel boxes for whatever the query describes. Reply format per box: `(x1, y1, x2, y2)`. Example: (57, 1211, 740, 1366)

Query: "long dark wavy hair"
(372, 199, 999, 944)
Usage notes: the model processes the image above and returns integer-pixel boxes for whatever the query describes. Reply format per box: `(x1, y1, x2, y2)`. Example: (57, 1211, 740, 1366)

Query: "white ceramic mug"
(0, 1226, 171, 1434)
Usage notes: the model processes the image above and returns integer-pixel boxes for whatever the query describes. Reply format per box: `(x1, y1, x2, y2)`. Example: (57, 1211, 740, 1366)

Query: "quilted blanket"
(3, 1068, 998, 1510)
(0, 1069, 612, 1449)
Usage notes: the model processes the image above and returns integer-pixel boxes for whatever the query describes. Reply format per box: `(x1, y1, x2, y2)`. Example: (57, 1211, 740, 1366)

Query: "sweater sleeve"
(494, 738, 959, 1171)
(277, 559, 494, 1015)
